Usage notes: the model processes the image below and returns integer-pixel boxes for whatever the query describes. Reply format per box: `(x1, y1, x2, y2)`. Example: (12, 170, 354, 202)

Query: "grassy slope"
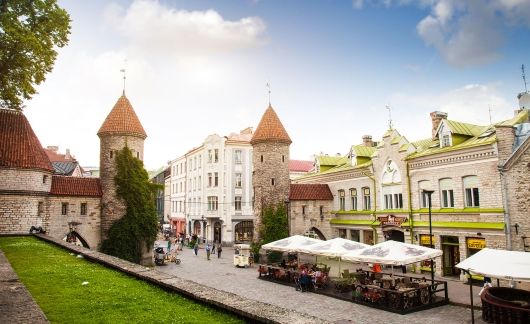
(0, 237, 243, 323)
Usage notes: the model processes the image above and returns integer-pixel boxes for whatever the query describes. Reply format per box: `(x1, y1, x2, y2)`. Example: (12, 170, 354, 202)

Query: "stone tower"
(97, 94, 147, 242)
(250, 104, 291, 242)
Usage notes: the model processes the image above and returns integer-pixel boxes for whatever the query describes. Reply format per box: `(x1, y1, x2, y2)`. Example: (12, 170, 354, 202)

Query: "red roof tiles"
(0, 109, 53, 172)
(250, 105, 291, 145)
(50, 176, 102, 197)
(97, 94, 147, 138)
(289, 160, 314, 172)
(290, 184, 333, 200)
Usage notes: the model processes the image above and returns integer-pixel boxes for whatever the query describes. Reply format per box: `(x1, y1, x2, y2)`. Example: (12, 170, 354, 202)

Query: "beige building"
(293, 94, 530, 279)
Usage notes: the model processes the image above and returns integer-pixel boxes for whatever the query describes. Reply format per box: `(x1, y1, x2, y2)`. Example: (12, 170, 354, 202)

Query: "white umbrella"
(456, 248, 530, 282)
(341, 240, 442, 266)
(261, 235, 321, 253)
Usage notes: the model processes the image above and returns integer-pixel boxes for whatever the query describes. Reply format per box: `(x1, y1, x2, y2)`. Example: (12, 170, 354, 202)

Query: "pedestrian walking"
(206, 243, 211, 260)
(193, 242, 199, 256)
(211, 244, 216, 254)
(217, 244, 222, 258)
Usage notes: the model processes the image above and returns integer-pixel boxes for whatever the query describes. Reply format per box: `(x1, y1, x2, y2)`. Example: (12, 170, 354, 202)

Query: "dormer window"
(441, 134, 451, 147)
(438, 123, 452, 148)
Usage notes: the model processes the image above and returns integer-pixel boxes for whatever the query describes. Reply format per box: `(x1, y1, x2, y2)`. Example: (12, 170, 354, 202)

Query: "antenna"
(386, 105, 393, 130)
(120, 59, 127, 95)
(488, 106, 493, 125)
(522, 64, 528, 93)
(266, 82, 271, 105)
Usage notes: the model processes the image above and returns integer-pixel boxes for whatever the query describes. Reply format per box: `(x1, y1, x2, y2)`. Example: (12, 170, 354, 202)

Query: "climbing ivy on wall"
(251, 202, 288, 263)
(100, 147, 160, 264)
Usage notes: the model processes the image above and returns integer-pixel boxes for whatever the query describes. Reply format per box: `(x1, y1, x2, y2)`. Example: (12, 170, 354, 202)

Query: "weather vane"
(120, 59, 127, 95)
(386, 105, 393, 130)
(266, 82, 271, 105)
(522, 64, 528, 93)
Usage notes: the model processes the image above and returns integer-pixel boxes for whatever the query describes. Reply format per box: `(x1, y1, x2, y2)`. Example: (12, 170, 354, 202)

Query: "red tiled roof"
(0, 109, 53, 172)
(50, 176, 102, 197)
(97, 94, 147, 138)
(289, 160, 313, 172)
(250, 105, 291, 145)
(290, 184, 333, 200)
(44, 148, 77, 162)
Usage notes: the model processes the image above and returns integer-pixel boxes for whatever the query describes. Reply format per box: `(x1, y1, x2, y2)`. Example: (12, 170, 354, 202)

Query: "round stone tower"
(250, 104, 292, 242)
(97, 94, 147, 241)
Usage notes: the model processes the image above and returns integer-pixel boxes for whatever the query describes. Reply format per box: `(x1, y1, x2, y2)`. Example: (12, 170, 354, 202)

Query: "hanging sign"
(420, 234, 436, 245)
(378, 215, 408, 228)
(467, 238, 485, 249)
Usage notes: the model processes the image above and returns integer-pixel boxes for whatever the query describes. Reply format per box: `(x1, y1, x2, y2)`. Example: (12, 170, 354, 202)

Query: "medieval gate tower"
(98, 94, 147, 242)
(250, 104, 292, 242)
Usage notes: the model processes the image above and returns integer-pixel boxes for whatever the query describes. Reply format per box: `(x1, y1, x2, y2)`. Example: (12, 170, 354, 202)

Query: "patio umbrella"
(261, 235, 321, 266)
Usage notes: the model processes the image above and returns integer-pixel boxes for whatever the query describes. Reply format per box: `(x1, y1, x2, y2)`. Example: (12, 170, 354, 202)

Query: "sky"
(24, 0, 530, 170)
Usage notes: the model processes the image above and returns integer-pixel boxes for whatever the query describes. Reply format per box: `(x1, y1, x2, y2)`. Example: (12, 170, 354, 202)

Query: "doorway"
(384, 229, 405, 242)
(442, 236, 460, 276)
(213, 221, 221, 243)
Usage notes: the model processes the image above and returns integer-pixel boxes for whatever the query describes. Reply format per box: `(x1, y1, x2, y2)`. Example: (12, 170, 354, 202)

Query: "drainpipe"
(406, 161, 417, 272)
(498, 167, 512, 250)
(362, 167, 377, 244)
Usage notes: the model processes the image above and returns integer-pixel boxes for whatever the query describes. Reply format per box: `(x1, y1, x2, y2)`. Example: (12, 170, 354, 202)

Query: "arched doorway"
(307, 227, 326, 240)
(234, 221, 253, 243)
(62, 231, 89, 248)
(213, 221, 221, 243)
(193, 220, 201, 235)
(384, 229, 405, 242)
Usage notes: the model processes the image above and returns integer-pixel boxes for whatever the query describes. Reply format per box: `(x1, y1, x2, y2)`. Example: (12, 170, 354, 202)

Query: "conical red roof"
(97, 94, 147, 138)
(250, 105, 291, 145)
(0, 109, 53, 172)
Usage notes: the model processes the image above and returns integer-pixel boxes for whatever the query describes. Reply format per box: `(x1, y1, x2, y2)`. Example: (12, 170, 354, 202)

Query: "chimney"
(47, 145, 59, 152)
(362, 135, 373, 147)
(65, 148, 71, 160)
(430, 111, 448, 139)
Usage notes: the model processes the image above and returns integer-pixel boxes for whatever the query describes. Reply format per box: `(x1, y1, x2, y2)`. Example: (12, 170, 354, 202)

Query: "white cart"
(233, 244, 251, 268)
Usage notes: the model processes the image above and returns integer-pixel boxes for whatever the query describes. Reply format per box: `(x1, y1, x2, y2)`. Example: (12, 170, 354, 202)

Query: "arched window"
(235, 221, 253, 242)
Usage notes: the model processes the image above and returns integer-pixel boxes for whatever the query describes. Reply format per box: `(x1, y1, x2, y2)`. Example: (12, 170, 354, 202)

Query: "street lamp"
(422, 189, 435, 287)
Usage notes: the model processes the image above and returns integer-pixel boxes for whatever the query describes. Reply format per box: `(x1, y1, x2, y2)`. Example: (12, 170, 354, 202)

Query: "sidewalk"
(0, 250, 48, 324)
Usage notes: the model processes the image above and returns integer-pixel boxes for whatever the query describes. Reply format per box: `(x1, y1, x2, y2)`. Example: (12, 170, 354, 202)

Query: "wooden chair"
(342, 269, 350, 278)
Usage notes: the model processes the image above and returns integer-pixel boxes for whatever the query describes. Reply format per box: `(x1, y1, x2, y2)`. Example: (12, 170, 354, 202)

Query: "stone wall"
(99, 135, 144, 241)
(252, 141, 290, 241)
(0, 195, 47, 234)
(46, 196, 101, 249)
(0, 168, 52, 192)
(290, 200, 333, 239)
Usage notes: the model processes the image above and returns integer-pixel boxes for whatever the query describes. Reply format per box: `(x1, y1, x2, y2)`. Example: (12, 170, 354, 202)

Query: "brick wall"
(0, 169, 52, 192)
(290, 200, 333, 239)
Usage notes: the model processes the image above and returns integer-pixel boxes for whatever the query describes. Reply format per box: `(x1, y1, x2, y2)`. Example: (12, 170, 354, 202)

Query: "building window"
(362, 187, 371, 210)
(441, 134, 451, 148)
(208, 196, 218, 211)
(235, 196, 242, 211)
(110, 151, 113, 158)
(302, 205, 306, 215)
(214, 172, 219, 187)
(42, 175, 47, 184)
(235, 173, 242, 188)
(418, 180, 431, 208)
(38, 202, 44, 216)
(394, 193, 403, 209)
(61, 203, 68, 215)
(282, 155, 285, 163)
(214, 149, 219, 163)
(350, 230, 360, 242)
(80, 203, 87, 215)
(319, 206, 324, 218)
(440, 178, 455, 208)
(338, 190, 345, 211)
(384, 194, 393, 209)
(463, 176, 480, 207)
(235, 150, 242, 164)
(260, 155, 263, 163)
(208, 150, 213, 163)
(338, 229, 347, 238)
(208, 173, 212, 187)
(350, 188, 357, 210)
(271, 178, 275, 186)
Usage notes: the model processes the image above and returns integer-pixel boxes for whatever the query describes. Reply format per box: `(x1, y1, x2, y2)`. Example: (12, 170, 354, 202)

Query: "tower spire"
(120, 59, 127, 95)
(386, 105, 393, 130)
(266, 82, 271, 105)
(522, 64, 528, 93)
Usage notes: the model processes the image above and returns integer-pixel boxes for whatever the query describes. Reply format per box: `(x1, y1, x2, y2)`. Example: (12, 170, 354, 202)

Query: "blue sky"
(25, 0, 530, 169)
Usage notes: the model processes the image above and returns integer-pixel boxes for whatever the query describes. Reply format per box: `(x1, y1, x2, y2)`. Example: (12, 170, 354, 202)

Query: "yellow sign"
(467, 238, 485, 249)
(420, 235, 436, 245)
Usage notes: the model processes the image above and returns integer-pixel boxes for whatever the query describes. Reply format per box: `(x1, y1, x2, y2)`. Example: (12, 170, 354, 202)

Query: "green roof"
(350, 145, 376, 158)
(316, 155, 349, 166)
(445, 120, 488, 137)
(495, 109, 529, 127)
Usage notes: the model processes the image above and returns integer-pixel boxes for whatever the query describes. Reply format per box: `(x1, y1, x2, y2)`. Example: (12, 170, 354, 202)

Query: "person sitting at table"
(300, 268, 311, 292)
(281, 259, 286, 268)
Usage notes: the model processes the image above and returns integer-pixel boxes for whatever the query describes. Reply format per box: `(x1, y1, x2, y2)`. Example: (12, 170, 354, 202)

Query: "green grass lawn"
(0, 236, 244, 323)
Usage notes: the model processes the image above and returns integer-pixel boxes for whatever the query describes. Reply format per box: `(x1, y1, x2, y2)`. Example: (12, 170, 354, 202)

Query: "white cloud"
(355, 0, 530, 67)
(104, 0, 266, 58)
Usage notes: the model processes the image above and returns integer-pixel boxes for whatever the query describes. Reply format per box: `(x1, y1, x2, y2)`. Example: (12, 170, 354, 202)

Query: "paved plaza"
(156, 243, 484, 324)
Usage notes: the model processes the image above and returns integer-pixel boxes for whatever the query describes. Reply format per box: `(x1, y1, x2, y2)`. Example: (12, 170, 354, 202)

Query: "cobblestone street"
(156, 244, 483, 324)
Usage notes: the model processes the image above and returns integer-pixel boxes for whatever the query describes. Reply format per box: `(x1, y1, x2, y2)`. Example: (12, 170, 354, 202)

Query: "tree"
(251, 202, 288, 263)
(100, 147, 160, 264)
(0, 0, 70, 110)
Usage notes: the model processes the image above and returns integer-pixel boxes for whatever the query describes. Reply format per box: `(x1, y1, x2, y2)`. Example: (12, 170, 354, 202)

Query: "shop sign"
(378, 215, 407, 228)
(420, 234, 436, 245)
(467, 238, 486, 249)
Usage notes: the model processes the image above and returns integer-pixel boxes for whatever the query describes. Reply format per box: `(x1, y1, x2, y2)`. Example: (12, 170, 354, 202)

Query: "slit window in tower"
(260, 155, 263, 162)
(282, 155, 285, 162)
(271, 178, 275, 186)
(110, 151, 113, 158)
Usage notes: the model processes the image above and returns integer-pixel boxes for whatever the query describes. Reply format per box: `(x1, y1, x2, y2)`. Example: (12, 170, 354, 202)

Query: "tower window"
(137, 152, 139, 159)
(80, 203, 87, 215)
(282, 155, 285, 162)
(271, 178, 275, 185)
(61, 203, 68, 215)
(110, 151, 113, 158)
(260, 155, 263, 163)
(42, 175, 48, 184)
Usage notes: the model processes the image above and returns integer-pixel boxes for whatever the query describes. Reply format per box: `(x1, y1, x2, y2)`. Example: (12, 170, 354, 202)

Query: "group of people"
(298, 264, 327, 292)
(193, 242, 222, 260)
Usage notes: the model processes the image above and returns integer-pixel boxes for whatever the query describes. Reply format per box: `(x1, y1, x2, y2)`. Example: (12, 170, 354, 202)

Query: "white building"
(167, 128, 254, 245)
